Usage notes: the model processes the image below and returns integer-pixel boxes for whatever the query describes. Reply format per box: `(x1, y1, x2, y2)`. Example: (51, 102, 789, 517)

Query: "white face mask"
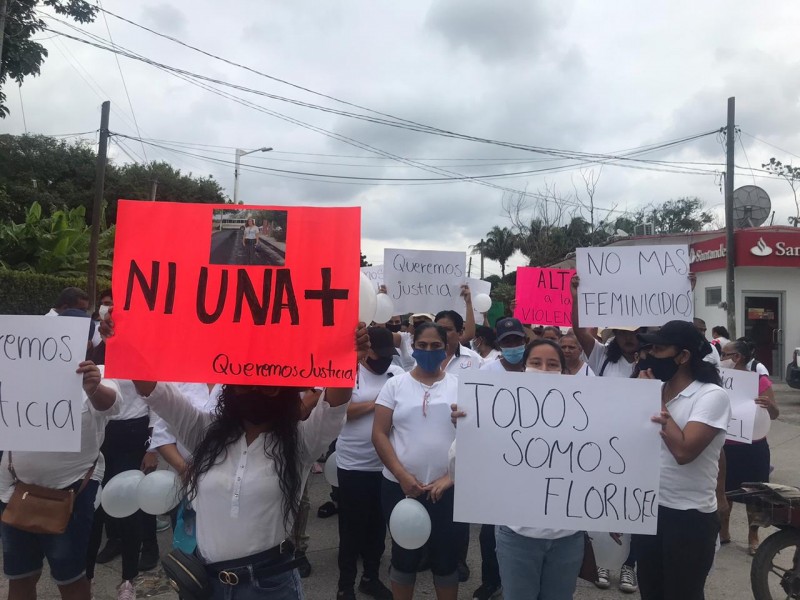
(720, 358, 736, 369)
(98, 305, 111, 320)
(525, 367, 549, 373)
(470, 339, 481, 352)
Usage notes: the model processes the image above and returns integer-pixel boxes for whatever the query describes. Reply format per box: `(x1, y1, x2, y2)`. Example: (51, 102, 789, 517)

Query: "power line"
(740, 131, 800, 162)
(96, 0, 148, 162)
(42, 14, 724, 167)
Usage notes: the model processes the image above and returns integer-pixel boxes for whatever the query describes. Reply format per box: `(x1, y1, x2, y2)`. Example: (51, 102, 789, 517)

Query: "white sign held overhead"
(575, 244, 694, 328)
(0, 315, 89, 451)
(463, 278, 492, 323)
(720, 367, 759, 444)
(361, 266, 384, 292)
(383, 248, 467, 315)
(454, 371, 662, 534)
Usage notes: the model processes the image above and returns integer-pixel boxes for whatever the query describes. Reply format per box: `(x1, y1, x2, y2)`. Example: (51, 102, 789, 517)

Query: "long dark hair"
(605, 337, 623, 363)
(183, 385, 303, 529)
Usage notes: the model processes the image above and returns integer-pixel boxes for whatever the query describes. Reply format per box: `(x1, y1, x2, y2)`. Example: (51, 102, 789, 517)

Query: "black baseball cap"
(368, 327, 399, 358)
(496, 317, 526, 342)
(637, 320, 711, 357)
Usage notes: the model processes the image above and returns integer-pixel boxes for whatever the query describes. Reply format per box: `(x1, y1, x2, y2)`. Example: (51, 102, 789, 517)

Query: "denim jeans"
(495, 526, 583, 600)
(208, 567, 304, 600)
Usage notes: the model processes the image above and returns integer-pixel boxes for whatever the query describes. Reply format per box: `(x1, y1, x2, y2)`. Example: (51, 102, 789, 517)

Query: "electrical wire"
(96, 0, 148, 162)
(41, 15, 723, 167)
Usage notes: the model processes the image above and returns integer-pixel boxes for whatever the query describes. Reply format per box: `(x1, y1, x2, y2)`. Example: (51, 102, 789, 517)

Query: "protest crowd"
(0, 239, 784, 600)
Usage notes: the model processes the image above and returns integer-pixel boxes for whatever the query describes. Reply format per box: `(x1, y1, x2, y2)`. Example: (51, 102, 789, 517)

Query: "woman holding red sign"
(102, 314, 369, 600)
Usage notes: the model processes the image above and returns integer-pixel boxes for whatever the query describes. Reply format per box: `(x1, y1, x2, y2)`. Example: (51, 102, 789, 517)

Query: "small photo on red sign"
(210, 209, 288, 266)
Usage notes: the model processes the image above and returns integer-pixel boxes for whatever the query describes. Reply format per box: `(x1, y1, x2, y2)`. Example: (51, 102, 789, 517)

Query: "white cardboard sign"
(575, 244, 693, 327)
(720, 367, 759, 444)
(0, 315, 89, 451)
(454, 371, 662, 534)
(462, 278, 492, 324)
(383, 248, 467, 315)
(361, 266, 384, 292)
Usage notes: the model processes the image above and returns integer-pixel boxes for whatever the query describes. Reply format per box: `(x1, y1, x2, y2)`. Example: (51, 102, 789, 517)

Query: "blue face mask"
(500, 345, 526, 364)
(412, 348, 446, 373)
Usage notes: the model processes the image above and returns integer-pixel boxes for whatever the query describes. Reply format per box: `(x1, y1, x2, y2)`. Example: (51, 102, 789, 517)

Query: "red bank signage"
(689, 230, 800, 272)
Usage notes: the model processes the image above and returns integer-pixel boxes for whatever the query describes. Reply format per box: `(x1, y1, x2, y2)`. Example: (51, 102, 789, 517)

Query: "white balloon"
(589, 532, 630, 570)
(752, 407, 771, 440)
(473, 293, 492, 314)
(359, 272, 377, 324)
(324, 452, 339, 487)
(390, 498, 432, 550)
(102, 470, 145, 518)
(373, 293, 395, 324)
(137, 470, 181, 515)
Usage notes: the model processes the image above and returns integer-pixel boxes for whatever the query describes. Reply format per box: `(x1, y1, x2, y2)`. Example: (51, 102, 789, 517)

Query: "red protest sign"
(513, 267, 576, 326)
(105, 201, 361, 387)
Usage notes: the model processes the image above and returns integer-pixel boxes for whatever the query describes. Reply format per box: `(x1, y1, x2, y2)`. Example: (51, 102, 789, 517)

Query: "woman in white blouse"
(242, 218, 260, 264)
(372, 322, 466, 600)
(130, 325, 369, 600)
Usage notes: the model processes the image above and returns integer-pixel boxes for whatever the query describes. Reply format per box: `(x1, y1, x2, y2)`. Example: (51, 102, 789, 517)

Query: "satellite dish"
(732, 185, 771, 228)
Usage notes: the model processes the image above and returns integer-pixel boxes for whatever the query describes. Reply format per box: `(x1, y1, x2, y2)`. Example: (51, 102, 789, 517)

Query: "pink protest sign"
(513, 267, 575, 326)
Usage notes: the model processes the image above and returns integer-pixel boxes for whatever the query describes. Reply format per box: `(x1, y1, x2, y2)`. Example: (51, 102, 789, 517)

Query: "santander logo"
(750, 237, 773, 257)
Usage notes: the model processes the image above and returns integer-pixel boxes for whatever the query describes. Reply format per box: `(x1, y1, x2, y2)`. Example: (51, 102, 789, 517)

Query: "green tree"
(360, 253, 371, 267)
(471, 226, 518, 278)
(0, 201, 114, 278)
(0, 1, 98, 117)
(629, 197, 714, 234)
(762, 158, 800, 226)
(0, 135, 226, 224)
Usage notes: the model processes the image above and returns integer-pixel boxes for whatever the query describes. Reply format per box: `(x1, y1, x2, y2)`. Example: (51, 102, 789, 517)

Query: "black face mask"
(638, 354, 681, 382)
(225, 387, 301, 425)
(385, 323, 402, 333)
(365, 356, 393, 375)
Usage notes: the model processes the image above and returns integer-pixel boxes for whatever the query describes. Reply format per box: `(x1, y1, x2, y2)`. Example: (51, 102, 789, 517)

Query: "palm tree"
(471, 226, 518, 278)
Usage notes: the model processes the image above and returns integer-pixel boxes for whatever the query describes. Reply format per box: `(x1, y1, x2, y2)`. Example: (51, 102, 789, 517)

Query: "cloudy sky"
(5, 0, 800, 277)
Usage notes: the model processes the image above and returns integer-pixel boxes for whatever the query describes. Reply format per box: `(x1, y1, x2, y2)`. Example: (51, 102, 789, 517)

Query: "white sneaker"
(595, 567, 611, 589)
(117, 580, 136, 600)
(619, 565, 639, 593)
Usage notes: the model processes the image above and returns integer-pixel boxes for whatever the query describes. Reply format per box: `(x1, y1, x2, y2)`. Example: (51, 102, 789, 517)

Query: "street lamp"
(233, 146, 273, 203)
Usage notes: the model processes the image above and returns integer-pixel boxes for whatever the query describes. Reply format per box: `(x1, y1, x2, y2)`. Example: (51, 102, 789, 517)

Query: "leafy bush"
(0, 271, 110, 315)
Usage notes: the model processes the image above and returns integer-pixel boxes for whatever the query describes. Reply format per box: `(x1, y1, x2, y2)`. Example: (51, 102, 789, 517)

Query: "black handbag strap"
(7, 451, 98, 494)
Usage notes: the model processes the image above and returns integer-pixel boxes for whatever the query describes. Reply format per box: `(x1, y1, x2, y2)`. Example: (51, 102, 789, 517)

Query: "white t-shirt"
(337, 363, 404, 472)
(376, 372, 457, 486)
(747, 359, 770, 377)
(111, 379, 152, 422)
(587, 339, 635, 378)
(703, 347, 721, 367)
(479, 358, 520, 372)
(572, 362, 595, 376)
(0, 374, 121, 502)
(445, 346, 483, 373)
(243, 225, 260, 240)
(149, 383, 221, 460)
(481, 349, 501, 363)
(141, 382, 346, 563)
(659, 381, 731, 513)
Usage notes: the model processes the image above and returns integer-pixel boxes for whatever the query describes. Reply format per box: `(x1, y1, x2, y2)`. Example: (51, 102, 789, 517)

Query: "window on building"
(705, 287, 722, 307)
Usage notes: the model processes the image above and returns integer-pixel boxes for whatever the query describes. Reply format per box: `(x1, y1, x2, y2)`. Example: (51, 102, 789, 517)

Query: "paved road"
(4, 386, 799, 599)
(210, 229, 284, 266)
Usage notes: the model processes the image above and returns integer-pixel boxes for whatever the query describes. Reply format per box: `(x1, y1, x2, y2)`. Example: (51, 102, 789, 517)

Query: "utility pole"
(150, 179, 158, 201)
(467, 256, 473, 278)
(0, 0, 9, 70)
(87, 101, 110, 312)
(479, 238, 485, 279)
(724, 97, 736, 338)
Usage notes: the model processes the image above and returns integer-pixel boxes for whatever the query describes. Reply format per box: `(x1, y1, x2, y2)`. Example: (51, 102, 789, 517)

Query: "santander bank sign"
(750, 236, 800, 257)
(689, 228, 800, 271)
